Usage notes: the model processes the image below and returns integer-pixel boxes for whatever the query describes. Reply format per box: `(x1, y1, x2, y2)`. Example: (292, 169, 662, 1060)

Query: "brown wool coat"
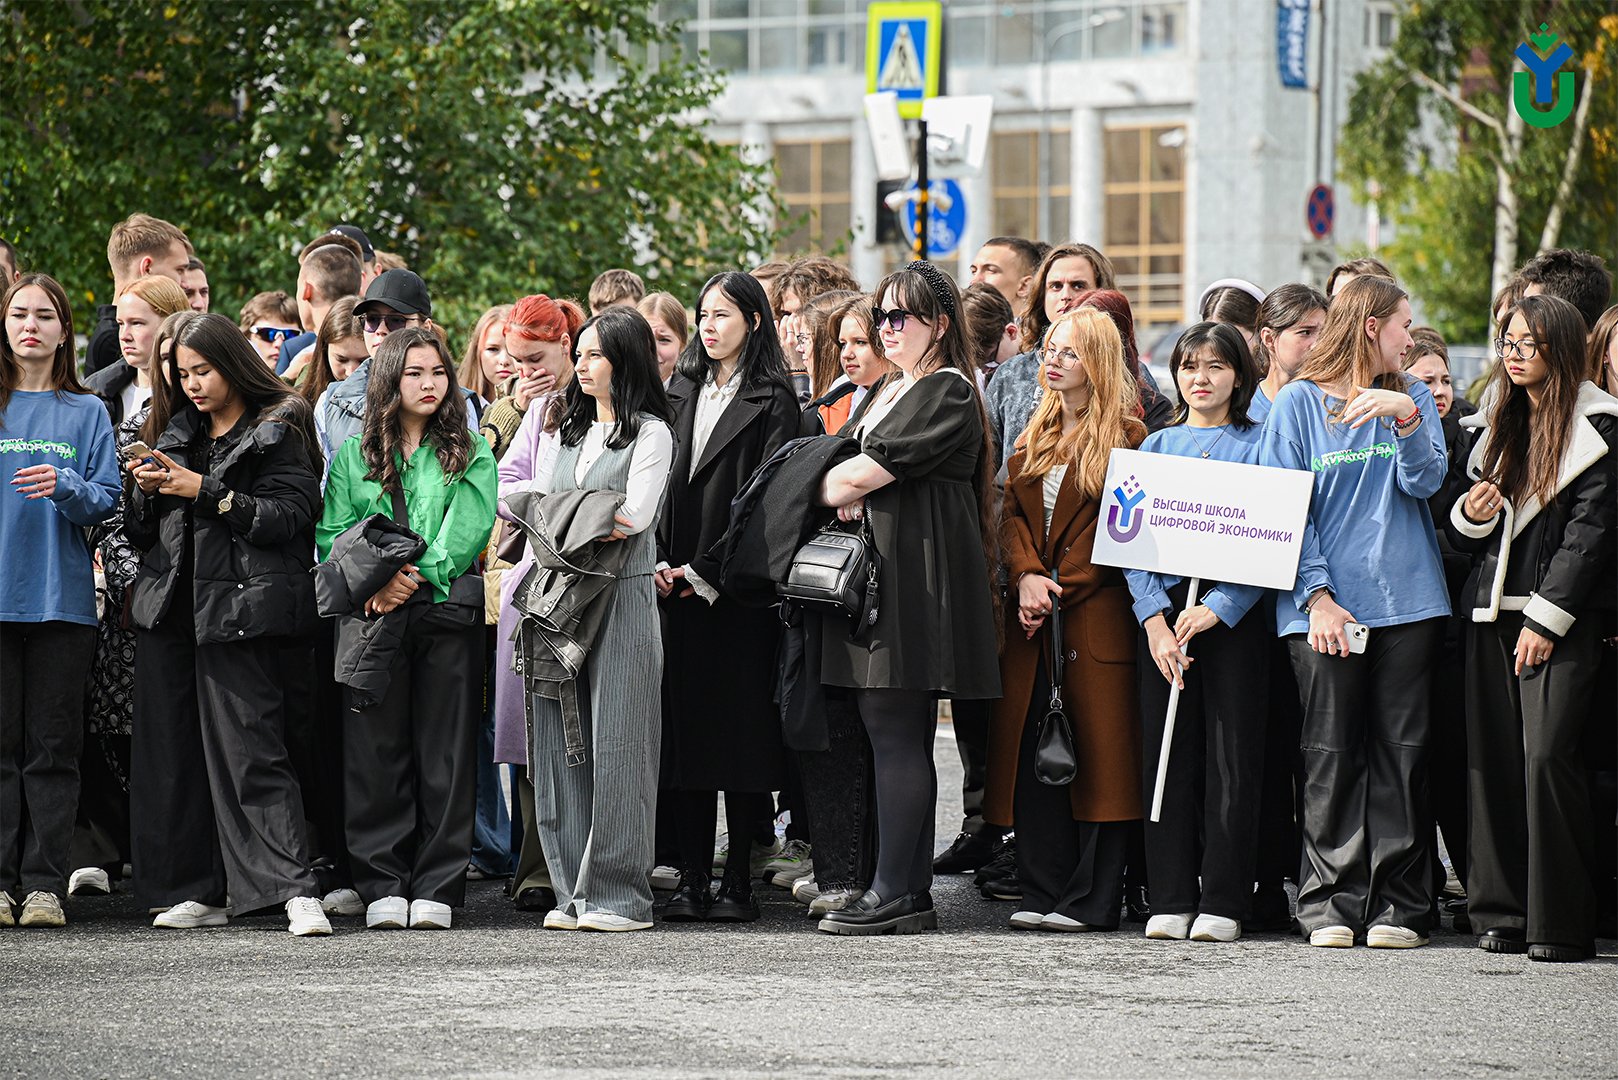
(984, 450, 1143, 825)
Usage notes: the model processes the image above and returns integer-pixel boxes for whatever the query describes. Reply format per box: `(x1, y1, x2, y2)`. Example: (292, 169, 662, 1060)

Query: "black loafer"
(708, 876, 760, 923)
(661, 868, 713, 922)
(932, 830, 1000, 874)
(817, 890, 938, 936)
(513, 886, 556, 913)
(1528, 941, 1590, 963)
(1478, 927, 1528, 954)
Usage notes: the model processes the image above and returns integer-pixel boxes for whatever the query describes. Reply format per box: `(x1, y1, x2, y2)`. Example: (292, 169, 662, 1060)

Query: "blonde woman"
(86, 276, 190, 429)
(982, 306, 1145, 933)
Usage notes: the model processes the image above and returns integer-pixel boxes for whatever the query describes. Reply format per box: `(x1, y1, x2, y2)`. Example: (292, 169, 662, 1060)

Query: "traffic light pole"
(914, 119, 929, 262)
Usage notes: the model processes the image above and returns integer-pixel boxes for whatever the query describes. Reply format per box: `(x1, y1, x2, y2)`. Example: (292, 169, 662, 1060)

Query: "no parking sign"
(1306, 184, 1334, 239)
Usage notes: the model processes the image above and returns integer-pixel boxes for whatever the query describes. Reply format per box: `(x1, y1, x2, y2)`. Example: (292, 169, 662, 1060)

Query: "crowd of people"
(0, 217, 1613, 961)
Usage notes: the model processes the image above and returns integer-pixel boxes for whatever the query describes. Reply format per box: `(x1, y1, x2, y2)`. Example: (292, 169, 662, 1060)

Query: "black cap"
(354, 269, 431, 317)
(328, 224, 374, 261)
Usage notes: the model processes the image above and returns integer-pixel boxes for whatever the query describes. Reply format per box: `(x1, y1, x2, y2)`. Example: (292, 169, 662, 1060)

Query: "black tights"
(858, 687, 937, 900)
(674, 789, 774, 879)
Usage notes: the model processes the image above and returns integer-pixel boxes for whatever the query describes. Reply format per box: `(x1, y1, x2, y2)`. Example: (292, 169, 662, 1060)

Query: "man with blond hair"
(84, 214, 194, 374)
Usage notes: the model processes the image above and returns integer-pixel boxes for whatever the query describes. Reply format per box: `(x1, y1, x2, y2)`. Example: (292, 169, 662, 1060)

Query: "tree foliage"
(0, 0, 780, 337)
(1341, 1, 1618, 341)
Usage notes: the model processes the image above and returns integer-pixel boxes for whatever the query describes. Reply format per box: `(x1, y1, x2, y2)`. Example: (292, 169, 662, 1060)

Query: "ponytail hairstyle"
(1198, 283, 1264, 339)
(507, 293, 587, 434)
(1018, 243, 1116, 353)
(801, 288, 861, 398)
(1481, 293, 1591, 508)
(457, 304, 513, 403)
(1, 273, 82, 417)
(1168, 321, 1260, 430)
(1291, 276, 1413, 416)
(361, 326, 471, 493)
(557, 307, 677, 450)
(1253, 283, 1328, 376)
(677, 271, 791, 390)
(144, 312, 322, 475)
(1020, 307, 1145, 498)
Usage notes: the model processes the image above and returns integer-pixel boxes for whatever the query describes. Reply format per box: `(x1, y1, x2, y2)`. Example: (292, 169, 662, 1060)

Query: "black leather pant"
(1289, 619, 1443, 935)
(795, 691, 876, 891)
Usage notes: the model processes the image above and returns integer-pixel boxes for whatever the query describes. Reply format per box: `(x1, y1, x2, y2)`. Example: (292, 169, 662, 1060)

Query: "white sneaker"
(791, 877, 821, 905)
(807, 887, 863, 916)
(365, 895, 409, 929)
(1309, 924, 1355, 948)
(578, 910, 652, 932)
(1145, 913, 1194, 940)
(1009, 910, 1046, 930)
(0, 891, 16, 928)
(543, 907, 578, 931)
(68, 867, 111, 896)
(322, 888, 364, 917)
(762, 839, 812, 886)
(18, 891, 66, 927)
(1190, 913, 1242, 942)
(408, 899, 452, 930)
(285, 896, 332, 936)
(1366, 924, 1427, 949)
(153, 901, 227, 929)
(1039, 912, 1091, 932)
(650, 865, 681, 891)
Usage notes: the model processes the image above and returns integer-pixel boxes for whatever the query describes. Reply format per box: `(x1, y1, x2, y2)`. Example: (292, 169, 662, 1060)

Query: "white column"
(1070, 105, 1103, 246)
(851, 114, 884, 289)
(954, 167, 993, 285)
(740, 120, 774, 261)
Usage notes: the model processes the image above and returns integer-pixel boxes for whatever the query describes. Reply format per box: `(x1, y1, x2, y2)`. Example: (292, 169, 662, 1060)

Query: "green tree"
(1341, 1, 1618, 340)
(0, 0, 780, 339)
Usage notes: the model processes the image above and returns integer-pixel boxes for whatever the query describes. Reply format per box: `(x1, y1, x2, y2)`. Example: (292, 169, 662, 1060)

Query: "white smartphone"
(1345, 622, 1370, 655)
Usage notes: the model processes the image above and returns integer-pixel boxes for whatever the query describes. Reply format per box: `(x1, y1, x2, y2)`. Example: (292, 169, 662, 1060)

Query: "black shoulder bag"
(1034, 568, 1077, 786)
(390, 486, 484, 628)
(777, 499, 880, 639)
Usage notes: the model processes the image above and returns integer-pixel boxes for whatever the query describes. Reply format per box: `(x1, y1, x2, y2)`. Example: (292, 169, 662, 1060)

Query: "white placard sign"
(1089, 449, 1314, 591)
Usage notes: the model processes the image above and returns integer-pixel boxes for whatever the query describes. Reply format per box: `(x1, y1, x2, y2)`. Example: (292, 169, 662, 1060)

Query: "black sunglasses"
(871, 306, 920, 332)
(362, 313, 421, 334)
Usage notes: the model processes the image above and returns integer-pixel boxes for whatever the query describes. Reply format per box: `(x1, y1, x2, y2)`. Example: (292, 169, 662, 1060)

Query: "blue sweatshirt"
(1124, 421, 1268, 628)
(1247, 383, 1274, 423)
(0, 390, 121, 625)
(1259, 378, 1449, 636)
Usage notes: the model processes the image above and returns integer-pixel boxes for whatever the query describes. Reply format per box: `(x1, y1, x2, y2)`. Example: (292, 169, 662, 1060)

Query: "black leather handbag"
(777, 499, 879, 637)
(1034, 569, 1077, 786)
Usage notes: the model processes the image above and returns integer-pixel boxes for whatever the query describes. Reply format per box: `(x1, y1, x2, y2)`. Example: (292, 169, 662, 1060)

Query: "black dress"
(821, 370, 1001, 699)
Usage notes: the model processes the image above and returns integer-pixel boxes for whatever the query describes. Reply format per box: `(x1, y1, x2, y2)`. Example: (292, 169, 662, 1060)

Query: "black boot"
(933, 830, 1000, 874)
(709, 867, 760, 922)
(661, 867, 712, 922)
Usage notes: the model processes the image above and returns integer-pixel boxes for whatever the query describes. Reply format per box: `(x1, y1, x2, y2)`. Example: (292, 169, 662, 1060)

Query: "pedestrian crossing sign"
(866, 2, 942, 120)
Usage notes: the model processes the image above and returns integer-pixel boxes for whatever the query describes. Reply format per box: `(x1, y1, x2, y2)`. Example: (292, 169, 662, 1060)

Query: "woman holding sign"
(1258, 276, 1449, 950)
(1446, 294, 1617, 962)
(984, 306, 1145, 932)
(1124, 322, 1268, 943)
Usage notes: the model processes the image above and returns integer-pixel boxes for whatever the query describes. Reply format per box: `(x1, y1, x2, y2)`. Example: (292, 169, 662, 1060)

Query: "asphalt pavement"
(2, 730, 1614, 1079)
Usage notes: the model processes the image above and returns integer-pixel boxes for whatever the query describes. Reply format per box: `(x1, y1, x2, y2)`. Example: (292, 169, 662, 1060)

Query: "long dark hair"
(361, 326, 472, 493)
(300, 296, 362, 407)
(143, 312, 321, 474)
(1168, 321, 1259, 430)
(1254, 283, 1328, 375)
(1481, 293, 1591, 508)
(558, 307, 676, 449)
(675, 271, 790, 389)
(1, 274, 83, 418)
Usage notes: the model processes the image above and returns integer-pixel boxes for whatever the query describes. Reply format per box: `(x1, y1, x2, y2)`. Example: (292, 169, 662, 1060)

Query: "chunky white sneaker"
(1009, 910, 1046, 930)
(286, 896, 332, 936)
(791, 877, 821, 905)
(1190, 914, 1242, 942)
(578, 910, 652, 932)
(322, 888, 364, 917)
(762, 840, 812, 886)
(1039, 912, 1091, 932)
(408, 899, 452, 930)
(1309, 924, 1355, 948)
(68, 867, 112, 896)
(365, 895, 409, 929)
(650, 865, 681, 891)
(543, 907, 578, 931)
(807, 887, 863, 916)
(153, 901, 227, 929)
(18, 891, 66, 927)
(1145, 913, 1194, 940)
(1366, 924, 1427, 949)
(0, 891, 16, 928)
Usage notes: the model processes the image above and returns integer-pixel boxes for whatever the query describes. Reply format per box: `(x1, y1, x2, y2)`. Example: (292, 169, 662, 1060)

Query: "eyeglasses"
(1040, 347, 1082, 368)
(1495, 336, 1539, 360)
(250, 326, 300, 344)
(793, 333, 811, 347)
(362, 313, 421, 334)
(871, 306, 920, 332)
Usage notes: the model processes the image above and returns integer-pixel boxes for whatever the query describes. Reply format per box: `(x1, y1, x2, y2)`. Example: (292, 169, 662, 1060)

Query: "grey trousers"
(531, 575, 662, 923)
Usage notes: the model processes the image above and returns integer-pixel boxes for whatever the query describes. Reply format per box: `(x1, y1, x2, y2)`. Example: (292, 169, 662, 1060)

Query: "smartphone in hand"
(1345, 622, 1370, 655)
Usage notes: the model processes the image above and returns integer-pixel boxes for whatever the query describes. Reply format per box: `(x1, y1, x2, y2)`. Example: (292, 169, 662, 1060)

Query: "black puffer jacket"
(126, 402, 322, 644)
(85, 360, 139, 427)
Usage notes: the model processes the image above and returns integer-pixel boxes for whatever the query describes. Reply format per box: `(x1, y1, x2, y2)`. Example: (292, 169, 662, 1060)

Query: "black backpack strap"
(389, 485, 409, 527)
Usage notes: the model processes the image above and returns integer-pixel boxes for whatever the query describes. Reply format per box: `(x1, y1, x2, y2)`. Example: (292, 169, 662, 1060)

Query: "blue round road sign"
(900, 179, 967, 259)
(1306, 184, 1334, 240)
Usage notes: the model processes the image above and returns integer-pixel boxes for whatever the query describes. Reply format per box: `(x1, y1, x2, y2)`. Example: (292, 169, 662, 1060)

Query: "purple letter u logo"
(1106, 480, 1147, 543)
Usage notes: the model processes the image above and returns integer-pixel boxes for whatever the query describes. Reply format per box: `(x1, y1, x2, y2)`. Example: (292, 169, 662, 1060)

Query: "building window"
(1365, 2, 1398, 49)
(775, 138, 854, 255)
(991, 129, 1071, 246)
(945, 1, 1187, 68)
(1102, 124, 1185, 335)
(650, 0, 863, 75)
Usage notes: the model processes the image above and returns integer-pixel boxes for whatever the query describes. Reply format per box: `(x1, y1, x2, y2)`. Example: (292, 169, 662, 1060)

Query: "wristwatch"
(217, 489, 236, 514)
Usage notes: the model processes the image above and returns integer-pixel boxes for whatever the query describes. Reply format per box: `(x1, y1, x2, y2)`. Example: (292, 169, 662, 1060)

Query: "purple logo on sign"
(1106, 474, 1147, 543)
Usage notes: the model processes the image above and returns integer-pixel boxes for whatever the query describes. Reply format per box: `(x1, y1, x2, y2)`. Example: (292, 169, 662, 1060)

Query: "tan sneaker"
(18, 891, 66, 928)
(0, 891, 15, 928)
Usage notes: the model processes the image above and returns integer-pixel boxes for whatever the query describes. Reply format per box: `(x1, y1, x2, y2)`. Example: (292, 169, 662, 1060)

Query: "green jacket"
(317, 435, 497, 602)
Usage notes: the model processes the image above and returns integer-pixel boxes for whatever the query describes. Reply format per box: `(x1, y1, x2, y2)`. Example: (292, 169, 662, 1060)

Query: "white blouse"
(531, 418, 674, 535)
(689, 370, 741, 477)
(1042, 464, 1068, 538)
